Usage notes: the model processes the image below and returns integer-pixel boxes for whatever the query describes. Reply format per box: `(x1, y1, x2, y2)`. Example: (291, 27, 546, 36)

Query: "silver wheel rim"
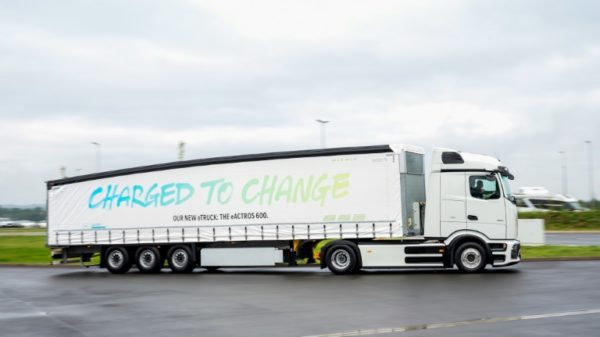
(139, 249, 156, 270)
(331, 249, 351, 270)
(461, 248, 482, 270)
(108, 250, 124, 269)
(171, 249, 189, 269)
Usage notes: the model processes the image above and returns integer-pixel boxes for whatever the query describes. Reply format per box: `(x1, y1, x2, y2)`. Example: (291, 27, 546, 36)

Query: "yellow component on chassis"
(293, 240, 301, 252)
(293, 239, 333, 264)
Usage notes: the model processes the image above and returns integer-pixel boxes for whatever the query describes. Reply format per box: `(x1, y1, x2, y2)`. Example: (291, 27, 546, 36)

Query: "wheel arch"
(319, 240, 362, 269)
(444, 232, 492, 267)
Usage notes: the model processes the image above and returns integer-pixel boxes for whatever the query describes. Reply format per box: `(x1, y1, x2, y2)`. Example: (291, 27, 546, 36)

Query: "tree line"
(0, 207, 47, 222)
(580, 199, 600, 210)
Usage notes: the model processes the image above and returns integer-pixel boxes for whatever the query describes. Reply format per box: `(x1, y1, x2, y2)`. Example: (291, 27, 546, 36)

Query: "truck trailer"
(46, 144, 520, 274)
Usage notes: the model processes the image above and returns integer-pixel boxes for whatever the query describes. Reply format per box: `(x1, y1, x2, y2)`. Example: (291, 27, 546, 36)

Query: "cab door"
(440, 172, 467, 236)
(466, 174, 506, 239)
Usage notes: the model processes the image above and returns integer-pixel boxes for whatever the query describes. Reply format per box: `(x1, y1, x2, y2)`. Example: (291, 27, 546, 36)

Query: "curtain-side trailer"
(46, 144, 520, 274)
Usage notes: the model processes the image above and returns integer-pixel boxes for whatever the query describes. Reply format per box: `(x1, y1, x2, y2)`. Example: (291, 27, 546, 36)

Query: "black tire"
(105, 247, 132, 274)
(326, 245, 358, 275)
(167, 245, 195, 273)
(135, 246, 163, 273)
(454, 242, 487, 273)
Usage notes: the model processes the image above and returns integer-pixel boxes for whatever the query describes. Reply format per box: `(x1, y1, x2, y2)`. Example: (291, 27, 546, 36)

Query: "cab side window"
(469, 175, 500, 200)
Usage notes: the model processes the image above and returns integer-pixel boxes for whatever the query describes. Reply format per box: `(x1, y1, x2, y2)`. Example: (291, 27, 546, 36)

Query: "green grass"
(519, 210, 600, 231)
(0, 236, 100, 265)
(0, 227, 46, 232)
(0, 236, 51, 264)
(522, 245, 600, 259)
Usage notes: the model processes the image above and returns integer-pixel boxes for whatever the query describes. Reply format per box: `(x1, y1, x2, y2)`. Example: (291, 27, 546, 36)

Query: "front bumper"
(491, 240, 521, 267)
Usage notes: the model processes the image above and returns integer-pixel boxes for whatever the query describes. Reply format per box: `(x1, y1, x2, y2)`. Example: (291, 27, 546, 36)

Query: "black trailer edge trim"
(47, 145, 393, 188)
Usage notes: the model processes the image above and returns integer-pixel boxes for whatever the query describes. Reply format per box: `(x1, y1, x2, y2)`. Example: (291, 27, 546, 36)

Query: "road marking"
(301, 308, 600, 337)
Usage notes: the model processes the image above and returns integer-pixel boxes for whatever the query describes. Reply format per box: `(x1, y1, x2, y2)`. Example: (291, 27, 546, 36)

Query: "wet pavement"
(1, 262, 599, 337)
(545, 233, 600, 245)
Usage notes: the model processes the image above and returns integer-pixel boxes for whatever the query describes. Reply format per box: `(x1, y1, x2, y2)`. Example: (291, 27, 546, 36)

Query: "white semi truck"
(46, 144, 520, 274)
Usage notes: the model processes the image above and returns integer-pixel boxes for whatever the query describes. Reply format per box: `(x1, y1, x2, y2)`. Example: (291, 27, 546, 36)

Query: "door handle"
(468, 215, 478, 221)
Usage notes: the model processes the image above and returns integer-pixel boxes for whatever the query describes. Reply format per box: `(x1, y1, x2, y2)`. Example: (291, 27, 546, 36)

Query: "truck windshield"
(500, 175, 513, 198)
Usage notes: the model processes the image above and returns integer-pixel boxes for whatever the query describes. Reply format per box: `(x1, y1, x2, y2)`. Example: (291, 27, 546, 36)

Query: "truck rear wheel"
(136, 246, 163, 273)
(455, 242, 487, 273)
(167, 246, 195, 273)
(105, 247, 132, 274)
(326, 245, 357, 275)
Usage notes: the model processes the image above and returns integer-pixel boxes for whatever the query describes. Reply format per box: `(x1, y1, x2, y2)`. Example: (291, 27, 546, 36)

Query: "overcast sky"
(1, 0, 599, 204)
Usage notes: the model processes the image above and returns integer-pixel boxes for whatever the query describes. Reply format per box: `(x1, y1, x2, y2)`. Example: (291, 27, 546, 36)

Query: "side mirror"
(507, 196, 516, 204)
(498, 166, 515, 180)
(485, 174, 496, 181)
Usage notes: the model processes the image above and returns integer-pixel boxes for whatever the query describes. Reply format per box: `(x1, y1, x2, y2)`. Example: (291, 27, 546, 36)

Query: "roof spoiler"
(441, 151, 464, 164)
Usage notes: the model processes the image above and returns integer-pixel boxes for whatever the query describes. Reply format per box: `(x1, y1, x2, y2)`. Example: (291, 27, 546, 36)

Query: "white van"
(515, 187, 586, 212)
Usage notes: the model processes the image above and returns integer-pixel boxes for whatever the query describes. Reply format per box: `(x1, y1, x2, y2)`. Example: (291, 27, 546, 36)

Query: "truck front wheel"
(326, 245, 358, 275)
(167, 246, 195, 273)
(455, 242, 487, 273)
(105, 247, 132, 274)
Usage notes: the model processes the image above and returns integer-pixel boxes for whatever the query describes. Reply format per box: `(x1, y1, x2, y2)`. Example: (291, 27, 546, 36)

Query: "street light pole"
(559, 151, 567, 195)
(91, 141, 101, 172)
(585, 140, 595, 200)
(178, 141, 186, 161)
(315, 119, 330, 149)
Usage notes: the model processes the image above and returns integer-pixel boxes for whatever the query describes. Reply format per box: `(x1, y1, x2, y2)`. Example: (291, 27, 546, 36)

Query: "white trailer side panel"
(201, 248, 284, 267)
(48, 152, 403, 246)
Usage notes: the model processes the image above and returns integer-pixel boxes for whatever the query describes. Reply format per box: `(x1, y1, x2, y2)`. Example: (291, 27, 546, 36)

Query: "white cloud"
(0, 0, 599, 203)
(194, 0, 398, 41)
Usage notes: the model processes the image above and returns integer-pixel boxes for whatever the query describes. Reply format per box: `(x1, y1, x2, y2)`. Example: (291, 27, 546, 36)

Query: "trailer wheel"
(167, 246, 195, 273)
(326, 245, 357, 275)
(105, 247, 132, 274)
(136, 246, 163, 273)
(455, 242, 487, 273)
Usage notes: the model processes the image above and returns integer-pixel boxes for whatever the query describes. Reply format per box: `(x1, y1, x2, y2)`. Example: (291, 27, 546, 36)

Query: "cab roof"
(430, 147, 505, 172)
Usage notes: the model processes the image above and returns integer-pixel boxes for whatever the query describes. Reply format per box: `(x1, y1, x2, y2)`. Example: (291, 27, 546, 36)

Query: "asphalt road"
(545, 233, 600, 245)
(1, 262, 600, 337)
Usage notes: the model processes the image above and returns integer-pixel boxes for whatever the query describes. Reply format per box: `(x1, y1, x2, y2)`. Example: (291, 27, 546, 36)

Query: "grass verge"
(0, 236, 51, 264)
(0, 228, 46, 233)
(519, 210, 600, 231)
(521, 245, 600, 259)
